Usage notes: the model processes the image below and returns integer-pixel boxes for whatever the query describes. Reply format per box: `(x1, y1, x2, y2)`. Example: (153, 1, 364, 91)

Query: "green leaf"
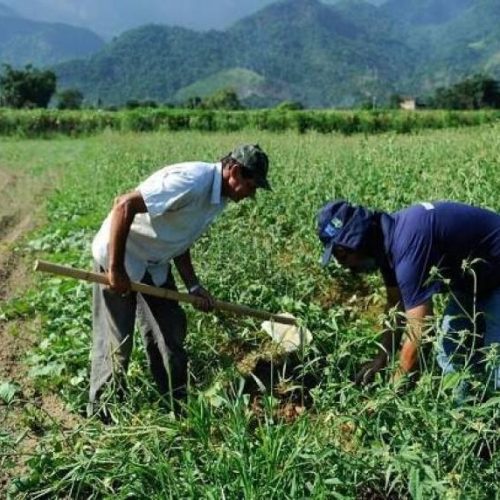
(28, 362, 65, 378)
(0, 381, 19, 404)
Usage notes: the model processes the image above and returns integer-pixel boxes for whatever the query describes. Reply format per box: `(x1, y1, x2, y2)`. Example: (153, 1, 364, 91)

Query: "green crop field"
(0, 125, 499, 498)
(1, 108, 500, 137)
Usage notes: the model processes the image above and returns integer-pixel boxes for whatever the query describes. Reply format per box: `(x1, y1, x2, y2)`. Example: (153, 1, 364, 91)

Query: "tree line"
(0, 64, 82, 110)
(1, 64, 500, 111)
(428, 74, 500, 110)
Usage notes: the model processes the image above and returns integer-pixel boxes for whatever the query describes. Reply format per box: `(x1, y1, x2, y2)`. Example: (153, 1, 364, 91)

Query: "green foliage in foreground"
(1, 127, 499, 498)
(0, 108, 500, 138)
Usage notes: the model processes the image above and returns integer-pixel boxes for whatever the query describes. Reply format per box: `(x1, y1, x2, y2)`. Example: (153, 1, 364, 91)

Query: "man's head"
(222, 144, 271, 202)
(317, 200, 378, 273)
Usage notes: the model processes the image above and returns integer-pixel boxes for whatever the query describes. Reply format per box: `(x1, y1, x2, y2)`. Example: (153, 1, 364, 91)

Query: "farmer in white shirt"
(89, 144, 271, 418)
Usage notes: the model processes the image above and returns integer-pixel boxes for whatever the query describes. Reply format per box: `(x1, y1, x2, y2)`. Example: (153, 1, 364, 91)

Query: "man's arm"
(395, 301, 433, 379)
(378, 286, 406, 361)
(173, 249, 201, 291)
(355, 286, 405, 385)
(108, 190, 147, 294)
(173, 250, 215, 312)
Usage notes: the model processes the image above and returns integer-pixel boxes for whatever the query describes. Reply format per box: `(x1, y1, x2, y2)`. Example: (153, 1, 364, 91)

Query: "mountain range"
(0, 0, 385, 36)
(1, 0, 500, 107)
(0, 2, 104, 66)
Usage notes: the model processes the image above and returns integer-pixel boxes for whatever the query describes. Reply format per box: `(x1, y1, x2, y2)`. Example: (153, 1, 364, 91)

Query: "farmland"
(1, 108, 500, 137)
(0, 123, 499, 498)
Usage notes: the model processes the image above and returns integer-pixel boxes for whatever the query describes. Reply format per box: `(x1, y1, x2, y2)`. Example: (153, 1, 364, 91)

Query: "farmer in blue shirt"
(317, 200, 500, 391)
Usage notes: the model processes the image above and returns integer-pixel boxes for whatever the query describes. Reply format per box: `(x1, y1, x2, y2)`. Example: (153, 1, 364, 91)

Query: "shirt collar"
(211, 162, 223, 205)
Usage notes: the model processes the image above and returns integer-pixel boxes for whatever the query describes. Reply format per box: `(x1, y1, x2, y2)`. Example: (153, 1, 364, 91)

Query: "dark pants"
(88, 264, 187, 416)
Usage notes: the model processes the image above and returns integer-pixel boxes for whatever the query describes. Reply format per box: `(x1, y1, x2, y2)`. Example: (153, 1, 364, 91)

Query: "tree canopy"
(56, 88, 84, 110)
(0, 64, 57, 108)
(429, 74, 500, 109)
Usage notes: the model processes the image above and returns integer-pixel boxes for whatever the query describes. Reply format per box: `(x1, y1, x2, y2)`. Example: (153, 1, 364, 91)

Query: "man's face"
(225, 163, 258, 202)
(333, 246, 377, 274)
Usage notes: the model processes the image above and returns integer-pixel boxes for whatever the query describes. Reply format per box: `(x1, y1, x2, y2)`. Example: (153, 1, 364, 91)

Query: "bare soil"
(0, 165, 79, 494)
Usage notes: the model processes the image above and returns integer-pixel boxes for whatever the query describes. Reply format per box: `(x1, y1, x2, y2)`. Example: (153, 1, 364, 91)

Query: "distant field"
(0, 126, 499, 497)
(1, 107, 500, 137)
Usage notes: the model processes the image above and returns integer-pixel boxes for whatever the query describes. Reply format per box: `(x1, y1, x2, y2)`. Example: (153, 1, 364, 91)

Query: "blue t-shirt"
(381, 202, 500, 310)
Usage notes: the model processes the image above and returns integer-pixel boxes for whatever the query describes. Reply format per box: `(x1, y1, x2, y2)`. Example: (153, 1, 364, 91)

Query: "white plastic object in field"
(261, 313, 313, 352)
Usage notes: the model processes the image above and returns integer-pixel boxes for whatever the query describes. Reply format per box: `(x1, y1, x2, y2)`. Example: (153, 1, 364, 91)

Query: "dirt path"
(0, 164, 79, 493)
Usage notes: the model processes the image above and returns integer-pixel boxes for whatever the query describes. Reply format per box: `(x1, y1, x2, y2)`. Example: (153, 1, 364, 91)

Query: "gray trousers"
(88, 263, 187, 416)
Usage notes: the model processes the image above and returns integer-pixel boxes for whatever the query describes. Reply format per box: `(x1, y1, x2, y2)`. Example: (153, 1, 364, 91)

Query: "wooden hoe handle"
(34, 260, 297, 326)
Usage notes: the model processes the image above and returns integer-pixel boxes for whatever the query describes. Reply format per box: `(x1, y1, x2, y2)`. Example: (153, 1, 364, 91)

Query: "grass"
(0, 125, 499, 498)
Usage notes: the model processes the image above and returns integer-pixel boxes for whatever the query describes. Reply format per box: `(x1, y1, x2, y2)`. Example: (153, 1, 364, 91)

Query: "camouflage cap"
(230, 144, 271, 190)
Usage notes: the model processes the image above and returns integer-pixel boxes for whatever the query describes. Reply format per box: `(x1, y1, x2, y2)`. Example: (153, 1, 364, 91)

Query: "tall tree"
(56, 88, 84, 110)
(429, 74, 500, 109)
(202, 88, 243, 110)
(0, 64, 56, 108)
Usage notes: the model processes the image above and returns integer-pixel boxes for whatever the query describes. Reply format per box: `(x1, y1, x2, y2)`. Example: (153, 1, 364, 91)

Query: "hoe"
(35, 260, 312, 352)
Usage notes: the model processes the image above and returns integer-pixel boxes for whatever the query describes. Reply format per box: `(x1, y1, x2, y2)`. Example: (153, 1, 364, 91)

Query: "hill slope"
(0, 12, 104, 67)
(53, 0, 500, 107)
(56, 0, 415, 106)
(0, 0, 388, 35)
(380, 0, 500, 91)
(56, 24, 230, 104)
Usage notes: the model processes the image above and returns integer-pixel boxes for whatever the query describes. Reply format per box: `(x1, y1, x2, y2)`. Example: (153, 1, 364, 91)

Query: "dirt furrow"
(0, 164, 80, 494)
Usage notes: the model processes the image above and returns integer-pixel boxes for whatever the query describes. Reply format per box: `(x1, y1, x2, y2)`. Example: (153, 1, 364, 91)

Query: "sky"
(2, 0, 387, 37)
(1, 0, 278, 36)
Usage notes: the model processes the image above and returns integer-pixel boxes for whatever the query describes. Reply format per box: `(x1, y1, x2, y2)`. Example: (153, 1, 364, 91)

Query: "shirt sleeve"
(396, 260, 441, 310)
(394, 232, 442, 310)
(138, 169, 198, 218)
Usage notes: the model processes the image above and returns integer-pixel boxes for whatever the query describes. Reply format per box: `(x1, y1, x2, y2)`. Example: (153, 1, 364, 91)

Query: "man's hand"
(355, 355, 387, 386)
(174, 250, 215, 312)
(389, 367, 416, 395)
(354, 286, 404, 387)
(189, 284, 215, 312)
(108, 268, 131, 295)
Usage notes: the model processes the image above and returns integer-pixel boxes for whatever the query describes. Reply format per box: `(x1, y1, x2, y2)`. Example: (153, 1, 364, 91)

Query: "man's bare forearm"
(397, 302, 433, 376)
(399, 339, 420, 374)
(173, 250, 199, 290)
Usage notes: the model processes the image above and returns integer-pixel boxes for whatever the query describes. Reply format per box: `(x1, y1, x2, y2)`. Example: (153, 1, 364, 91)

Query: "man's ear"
(229, 162, 242, 179)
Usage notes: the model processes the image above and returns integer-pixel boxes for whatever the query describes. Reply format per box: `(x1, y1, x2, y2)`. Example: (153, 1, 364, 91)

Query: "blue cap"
(317, 200, 375, 266)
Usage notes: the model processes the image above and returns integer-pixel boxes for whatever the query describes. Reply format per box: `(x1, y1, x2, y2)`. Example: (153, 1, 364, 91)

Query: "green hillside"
(173, 68, 289, 107)
(227, 0, 414, 106)
(0, 13, 104, 67)
(428, 0, 500, 76)
(381, 0, 473, 25)
(52, 0, 500, 107)
(56, 0, 414, 107)
(56, 24, 231, 105)
(386, 0, 500, 92)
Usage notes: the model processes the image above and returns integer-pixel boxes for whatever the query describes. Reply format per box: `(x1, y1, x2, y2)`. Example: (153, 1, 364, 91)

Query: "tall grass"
(1, 126, 499, 498)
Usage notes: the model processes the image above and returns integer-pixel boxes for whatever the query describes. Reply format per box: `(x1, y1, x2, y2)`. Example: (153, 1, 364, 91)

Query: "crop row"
(0, 108, 499, 137)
